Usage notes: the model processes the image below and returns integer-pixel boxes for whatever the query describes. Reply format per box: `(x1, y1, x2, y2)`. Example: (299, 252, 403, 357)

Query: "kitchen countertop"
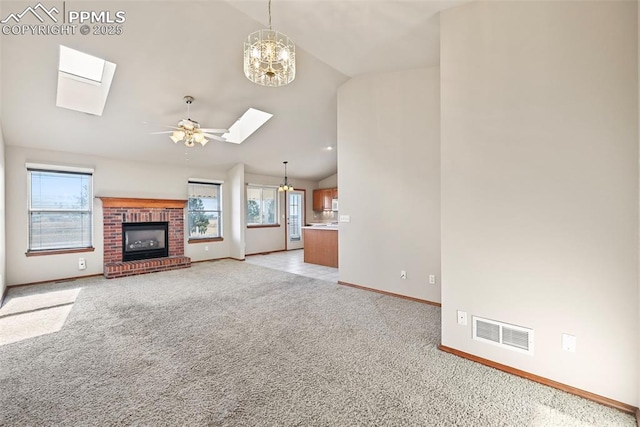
(302, 225, 338, 230)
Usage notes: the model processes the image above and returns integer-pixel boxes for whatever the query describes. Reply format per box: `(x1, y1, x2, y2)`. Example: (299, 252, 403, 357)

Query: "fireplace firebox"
(122, 221, 169, 262)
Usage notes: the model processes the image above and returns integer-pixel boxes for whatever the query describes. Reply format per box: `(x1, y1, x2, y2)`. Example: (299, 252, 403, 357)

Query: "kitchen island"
(302, 226, 338, 268)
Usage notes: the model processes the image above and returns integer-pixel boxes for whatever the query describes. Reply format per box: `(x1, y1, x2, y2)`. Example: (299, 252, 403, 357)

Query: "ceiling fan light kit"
(244, 0, 296, 87)
(152, 96, 228, 148)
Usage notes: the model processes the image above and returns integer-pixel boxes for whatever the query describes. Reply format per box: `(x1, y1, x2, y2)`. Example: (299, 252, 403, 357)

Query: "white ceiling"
(0, 0, 467, 181)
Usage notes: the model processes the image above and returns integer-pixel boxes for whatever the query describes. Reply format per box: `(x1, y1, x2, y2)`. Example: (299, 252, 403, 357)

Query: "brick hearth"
(99, 197, 191, 278)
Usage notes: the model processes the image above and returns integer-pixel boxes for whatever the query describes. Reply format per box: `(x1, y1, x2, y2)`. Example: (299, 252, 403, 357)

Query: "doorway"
(286, 190, 304, 250)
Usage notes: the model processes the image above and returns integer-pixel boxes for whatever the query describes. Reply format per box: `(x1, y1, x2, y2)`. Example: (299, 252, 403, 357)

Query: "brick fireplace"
(99, 197, 191, 278)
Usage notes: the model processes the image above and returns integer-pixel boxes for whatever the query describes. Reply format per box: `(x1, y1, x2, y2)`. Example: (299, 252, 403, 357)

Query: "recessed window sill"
(26, 247, 95, 257)
(247, 224, 281, 229)
(188, 237, 224, 244)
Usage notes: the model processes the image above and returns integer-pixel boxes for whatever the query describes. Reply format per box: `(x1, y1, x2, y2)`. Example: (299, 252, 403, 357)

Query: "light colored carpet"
(0, 260, 634, 426)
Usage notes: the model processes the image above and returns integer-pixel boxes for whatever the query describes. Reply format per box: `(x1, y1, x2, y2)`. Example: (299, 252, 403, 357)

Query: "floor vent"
(472, 316, 534, 355)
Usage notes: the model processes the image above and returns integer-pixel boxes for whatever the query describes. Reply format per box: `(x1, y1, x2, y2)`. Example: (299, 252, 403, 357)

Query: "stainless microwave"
(331, 198, 339, 211)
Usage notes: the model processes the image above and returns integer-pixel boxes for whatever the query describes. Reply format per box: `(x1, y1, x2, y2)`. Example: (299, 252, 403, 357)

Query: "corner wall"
(440, 0, 638, 405)
(337, 67, 441, 303)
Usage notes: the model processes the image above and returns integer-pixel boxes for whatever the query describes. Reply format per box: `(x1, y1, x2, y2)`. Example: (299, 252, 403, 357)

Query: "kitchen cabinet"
(313, 190, 324, 211)
(312, 188, 338, 211)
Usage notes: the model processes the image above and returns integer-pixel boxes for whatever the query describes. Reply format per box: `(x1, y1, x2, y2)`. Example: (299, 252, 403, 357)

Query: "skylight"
(222, 108, 273, 144)
(58, 45, 105, 82)
(56, 45, 116, 116)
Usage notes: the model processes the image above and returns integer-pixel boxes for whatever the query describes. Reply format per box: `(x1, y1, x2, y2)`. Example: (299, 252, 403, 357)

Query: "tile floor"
(245, 249, 339, 283)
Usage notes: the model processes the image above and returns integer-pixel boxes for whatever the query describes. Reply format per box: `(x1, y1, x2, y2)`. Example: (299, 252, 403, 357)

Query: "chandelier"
(278, 161, 294, 192)
(243, 0, 295, 87)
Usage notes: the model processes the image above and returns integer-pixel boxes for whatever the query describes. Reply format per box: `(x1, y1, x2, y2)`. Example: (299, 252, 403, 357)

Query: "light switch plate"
(339, 215, 350, 222)
(562, 333, 576, 352)
(457, 310, 467, 326)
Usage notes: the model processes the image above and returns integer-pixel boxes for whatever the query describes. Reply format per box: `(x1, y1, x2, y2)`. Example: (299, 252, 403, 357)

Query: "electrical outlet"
(78, 258, 86, 270)
(429, 275, 436, 284)
(400, 270, 407, 279)
(562, 333, 576, 352)
(204, 246, 209, 251)
(457, 310, 467, 326)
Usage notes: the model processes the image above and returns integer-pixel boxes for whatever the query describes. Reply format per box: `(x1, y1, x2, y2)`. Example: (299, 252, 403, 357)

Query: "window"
(188, 181, 222, 240)
(247, 186, 278, 226)
(28, 167, 93, 251)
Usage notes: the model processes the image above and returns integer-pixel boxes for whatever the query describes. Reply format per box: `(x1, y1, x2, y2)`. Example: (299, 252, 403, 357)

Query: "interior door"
(286, 190, 304, 250)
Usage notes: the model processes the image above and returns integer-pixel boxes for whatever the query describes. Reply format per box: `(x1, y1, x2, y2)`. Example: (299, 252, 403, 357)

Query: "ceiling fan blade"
(202, 133, 227, 142)
(200, 128, 228, 134)
(143, 121, 180, 129)
(150, 131, 175, 135)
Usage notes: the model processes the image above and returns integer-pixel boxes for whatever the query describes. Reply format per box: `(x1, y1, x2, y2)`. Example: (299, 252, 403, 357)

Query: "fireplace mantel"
(97, 197, 187, 209)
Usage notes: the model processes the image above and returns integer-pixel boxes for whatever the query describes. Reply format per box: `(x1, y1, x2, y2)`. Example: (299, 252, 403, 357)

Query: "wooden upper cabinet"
(322, 190, 332, 210)
(313, 188, 338, 211)
(313, 190, 324, 211)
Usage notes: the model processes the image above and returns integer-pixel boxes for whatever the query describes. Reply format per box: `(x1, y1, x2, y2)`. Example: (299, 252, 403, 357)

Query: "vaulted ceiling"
(0, 0, 467, 180)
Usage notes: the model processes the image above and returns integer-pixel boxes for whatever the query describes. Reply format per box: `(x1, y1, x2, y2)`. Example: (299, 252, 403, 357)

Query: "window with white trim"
(28, 167, 93, 251)
(247, 186, 278, 226)
(188, 181, 222, 239)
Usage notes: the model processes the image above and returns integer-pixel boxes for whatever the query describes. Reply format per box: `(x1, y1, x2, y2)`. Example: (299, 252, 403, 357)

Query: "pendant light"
(278, 161, 294, 192)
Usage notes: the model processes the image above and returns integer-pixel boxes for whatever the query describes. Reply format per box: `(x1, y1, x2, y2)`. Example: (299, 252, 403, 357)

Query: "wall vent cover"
(472, 316, 534, 355)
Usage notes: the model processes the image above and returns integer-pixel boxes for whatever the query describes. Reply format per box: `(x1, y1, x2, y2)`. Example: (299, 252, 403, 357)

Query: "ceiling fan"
(151, 96, 228, 147)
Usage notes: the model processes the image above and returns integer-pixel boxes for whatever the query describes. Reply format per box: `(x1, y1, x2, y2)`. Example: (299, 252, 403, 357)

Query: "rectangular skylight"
(222, 108, 273, 144)
(56, 45, 116, 116)
(58, 45, 105, 83)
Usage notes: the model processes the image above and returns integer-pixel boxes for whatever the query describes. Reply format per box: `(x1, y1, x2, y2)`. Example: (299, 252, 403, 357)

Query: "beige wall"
(0, 125, 5, 302)
(337, 67, 441, 303)
(318, 174, 337, 189)
(440, 0, 638, 405)
(245, 172, 318, 255)
(638, 0, 640, 409)
(0, 32, 5, 302)
(5, 146, 232, 285)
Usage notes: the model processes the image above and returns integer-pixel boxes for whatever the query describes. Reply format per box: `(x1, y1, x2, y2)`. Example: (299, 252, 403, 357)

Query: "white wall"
(637, 0, 640, 410)
(440, 0, 638, 405)
(228, 163, 245, 260)
(245, 172, 318, 255)
(5, 146, 231, 285)
(337, 67, 441, 303)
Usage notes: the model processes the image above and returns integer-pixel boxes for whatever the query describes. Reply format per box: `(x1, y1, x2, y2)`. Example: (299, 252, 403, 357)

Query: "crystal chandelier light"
(278, 161, 294, 192)
(243, 0, 295, 87)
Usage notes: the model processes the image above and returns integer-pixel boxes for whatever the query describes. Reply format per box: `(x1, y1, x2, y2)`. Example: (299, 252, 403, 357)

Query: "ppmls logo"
(1, 2, 59, 24)
(1, 2, 126, 36)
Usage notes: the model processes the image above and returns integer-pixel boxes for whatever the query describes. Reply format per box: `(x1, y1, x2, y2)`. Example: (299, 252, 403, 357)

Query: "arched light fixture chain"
(243, 0, 296, 87)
